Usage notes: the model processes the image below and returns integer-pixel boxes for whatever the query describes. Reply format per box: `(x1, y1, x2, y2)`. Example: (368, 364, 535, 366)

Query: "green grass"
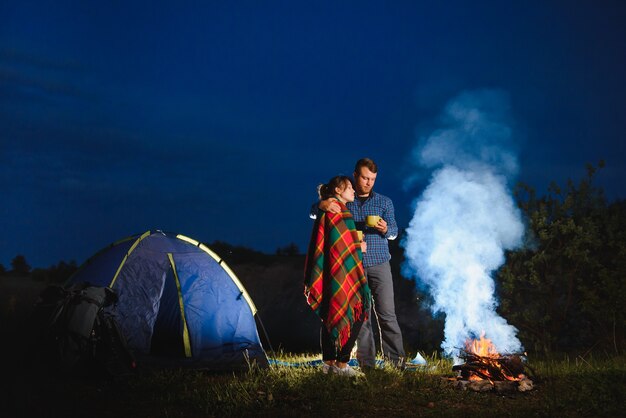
(1, 279, 623, 417)
(528, 354, 626, 418)
(7, 352, 623, 417)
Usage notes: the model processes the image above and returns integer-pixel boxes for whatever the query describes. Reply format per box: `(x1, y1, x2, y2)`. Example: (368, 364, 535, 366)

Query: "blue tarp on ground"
(268, 354, 429, 370)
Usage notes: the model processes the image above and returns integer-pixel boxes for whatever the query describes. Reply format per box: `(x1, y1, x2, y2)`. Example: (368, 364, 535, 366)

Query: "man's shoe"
(357, 357, 376, 369)
(386, 357, 406, 370)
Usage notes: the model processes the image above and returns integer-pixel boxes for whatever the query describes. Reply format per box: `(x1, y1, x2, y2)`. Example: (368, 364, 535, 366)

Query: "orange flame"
(462, 332, 521, 381)
(465, 333, 499, 358)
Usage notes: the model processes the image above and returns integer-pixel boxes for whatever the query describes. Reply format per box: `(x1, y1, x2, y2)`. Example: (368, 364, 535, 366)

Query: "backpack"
(33, 283, 135, 376)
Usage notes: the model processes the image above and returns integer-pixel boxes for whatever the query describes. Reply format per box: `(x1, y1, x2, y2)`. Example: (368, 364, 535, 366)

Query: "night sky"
(2, 1, 625, 268)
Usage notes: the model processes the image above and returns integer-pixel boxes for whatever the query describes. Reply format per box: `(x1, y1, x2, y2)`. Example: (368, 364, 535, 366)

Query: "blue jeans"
(356, 261, 405, 367)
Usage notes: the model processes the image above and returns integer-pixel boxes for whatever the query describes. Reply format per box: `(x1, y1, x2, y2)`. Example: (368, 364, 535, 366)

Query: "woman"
(304, 176, 371, 376)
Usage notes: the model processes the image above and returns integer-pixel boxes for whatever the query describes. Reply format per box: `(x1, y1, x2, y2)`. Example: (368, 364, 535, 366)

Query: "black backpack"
(33, 283, 135, 376)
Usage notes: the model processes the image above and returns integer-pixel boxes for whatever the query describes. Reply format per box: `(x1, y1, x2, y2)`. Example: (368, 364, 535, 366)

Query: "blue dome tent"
(67, 230, 269, 370)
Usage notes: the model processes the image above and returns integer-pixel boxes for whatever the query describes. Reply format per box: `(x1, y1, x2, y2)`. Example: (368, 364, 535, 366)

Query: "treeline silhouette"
(0, 241, 303, 284)
(0, 256, 79, 283)
(2, 163, 624, 355)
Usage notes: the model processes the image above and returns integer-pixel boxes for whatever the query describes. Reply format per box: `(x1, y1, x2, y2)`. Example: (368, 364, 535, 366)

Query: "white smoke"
(403, 90, 524, 361)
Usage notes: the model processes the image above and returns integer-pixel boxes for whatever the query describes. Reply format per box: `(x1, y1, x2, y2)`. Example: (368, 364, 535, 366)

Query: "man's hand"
(374, 218, 388, 235)
(361, 241, 367, 253)
(319, 199, 341, 214)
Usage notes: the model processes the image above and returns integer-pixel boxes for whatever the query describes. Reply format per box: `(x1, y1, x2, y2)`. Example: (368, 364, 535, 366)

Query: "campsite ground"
(2, 271, 625, 417)
(3, 350, 625, 417)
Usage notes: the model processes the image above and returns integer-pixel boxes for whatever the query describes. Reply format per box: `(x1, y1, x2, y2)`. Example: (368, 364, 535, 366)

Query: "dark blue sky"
(2, 1, 625, 268)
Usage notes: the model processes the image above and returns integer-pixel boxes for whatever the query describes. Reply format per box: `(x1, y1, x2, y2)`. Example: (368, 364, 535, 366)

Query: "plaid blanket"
(304, 200, 371, 349)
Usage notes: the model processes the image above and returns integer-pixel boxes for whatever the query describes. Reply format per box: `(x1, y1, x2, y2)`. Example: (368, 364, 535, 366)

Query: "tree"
(31, 260, 80, 283)
(275, 243, 301, 256)
(0, 263, 6, 276)
(498, 162, 625, 354)
(576, 199, 626, 354)
(49, 260, 78, 283)
(207, 241, 270, 265)
(10, 255, 31, 276)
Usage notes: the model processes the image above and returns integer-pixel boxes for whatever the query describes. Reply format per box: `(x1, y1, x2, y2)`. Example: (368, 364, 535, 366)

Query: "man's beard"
(357, 187, 372, 197)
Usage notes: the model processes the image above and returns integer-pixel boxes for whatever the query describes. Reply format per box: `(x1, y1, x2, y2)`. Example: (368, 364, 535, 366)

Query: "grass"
(4, 352, 624, 418)
(1, 278, 624, 417)
(529, 354, 626, 417)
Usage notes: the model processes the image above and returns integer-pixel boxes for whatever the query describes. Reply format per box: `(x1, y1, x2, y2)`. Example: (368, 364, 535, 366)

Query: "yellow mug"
(366, 215, 380, 227)
(356, 230, 363, 241)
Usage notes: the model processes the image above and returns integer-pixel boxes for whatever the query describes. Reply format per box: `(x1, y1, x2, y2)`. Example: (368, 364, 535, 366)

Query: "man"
(311, 158, 405, 369)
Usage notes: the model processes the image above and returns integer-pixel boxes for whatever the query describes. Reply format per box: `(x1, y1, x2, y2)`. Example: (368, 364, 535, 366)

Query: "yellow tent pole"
(175, 234, 258, 315)
(109, 230, 151, 288)
(168, 253, 193, 358)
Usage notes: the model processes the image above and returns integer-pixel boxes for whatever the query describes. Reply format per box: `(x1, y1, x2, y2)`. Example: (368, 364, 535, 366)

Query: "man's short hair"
(355, 158, 378, 174)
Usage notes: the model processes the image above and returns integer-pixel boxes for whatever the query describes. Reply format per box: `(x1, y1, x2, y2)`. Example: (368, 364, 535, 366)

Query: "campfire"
(451, 334, 534, 393)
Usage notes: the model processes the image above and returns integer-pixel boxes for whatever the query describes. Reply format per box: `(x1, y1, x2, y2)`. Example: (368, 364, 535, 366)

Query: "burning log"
(450, 334, 535, 392)
(452, 350, 526, 381)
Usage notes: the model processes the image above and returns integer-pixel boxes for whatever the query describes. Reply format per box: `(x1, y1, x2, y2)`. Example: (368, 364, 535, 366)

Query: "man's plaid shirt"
(347, 191, 397, 267)
(311, 191, 398, 268)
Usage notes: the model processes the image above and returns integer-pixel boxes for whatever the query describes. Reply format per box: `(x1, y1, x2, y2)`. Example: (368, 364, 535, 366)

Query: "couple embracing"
(304, 158, 405, 376)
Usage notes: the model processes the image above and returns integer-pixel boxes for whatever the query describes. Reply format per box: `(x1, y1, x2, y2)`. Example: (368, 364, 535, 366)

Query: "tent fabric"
(67, 230, 268, 370)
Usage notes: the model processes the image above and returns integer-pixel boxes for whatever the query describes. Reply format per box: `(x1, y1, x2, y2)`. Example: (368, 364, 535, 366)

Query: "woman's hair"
(317, 175, 352, 200)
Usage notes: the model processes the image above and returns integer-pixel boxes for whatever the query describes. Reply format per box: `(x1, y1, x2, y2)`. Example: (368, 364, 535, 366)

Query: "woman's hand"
(361, 241, 367, 253)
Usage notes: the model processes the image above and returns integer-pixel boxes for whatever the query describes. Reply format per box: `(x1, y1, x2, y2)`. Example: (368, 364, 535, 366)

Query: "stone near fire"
(454, 380, 470, 391)
(468, 380, 493, 392)
(494, 381, 518, 393)
(518, 377, 534, 392)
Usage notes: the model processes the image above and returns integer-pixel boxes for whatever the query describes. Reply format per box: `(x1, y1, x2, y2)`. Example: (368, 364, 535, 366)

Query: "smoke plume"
(403, 90, 524, 360)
